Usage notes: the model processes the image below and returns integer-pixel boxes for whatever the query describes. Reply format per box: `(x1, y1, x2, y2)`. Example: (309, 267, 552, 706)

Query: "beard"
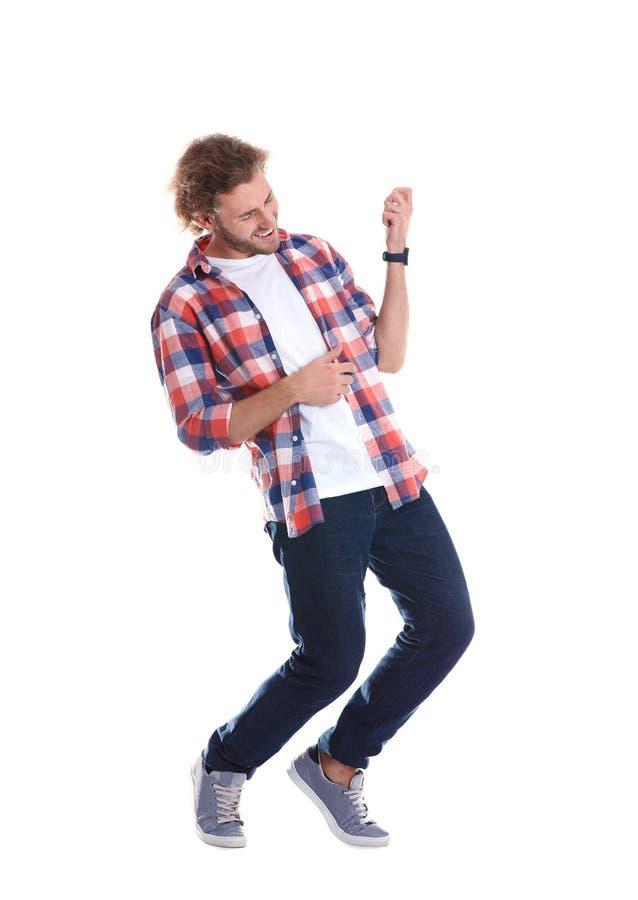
(212, 215, 280, 256)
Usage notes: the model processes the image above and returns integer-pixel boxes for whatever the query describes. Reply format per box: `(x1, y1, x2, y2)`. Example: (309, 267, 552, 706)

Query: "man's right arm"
(152, 302, 357, 451)
(228, 342, 356, 444)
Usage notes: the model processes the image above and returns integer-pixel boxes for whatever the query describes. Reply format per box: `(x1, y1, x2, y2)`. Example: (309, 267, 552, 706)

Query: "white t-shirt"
(206, 252, 383, 498)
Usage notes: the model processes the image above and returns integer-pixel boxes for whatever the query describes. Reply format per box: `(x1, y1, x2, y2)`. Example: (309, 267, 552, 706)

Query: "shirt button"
(292, 435, 298, 442)
(255, 312, 261, 320)
(271, 353, 277, 360)
(291, 480, 297, 487)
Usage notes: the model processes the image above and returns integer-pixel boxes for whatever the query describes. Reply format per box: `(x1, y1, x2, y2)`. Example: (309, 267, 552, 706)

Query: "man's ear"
(194, 212, 215, 231)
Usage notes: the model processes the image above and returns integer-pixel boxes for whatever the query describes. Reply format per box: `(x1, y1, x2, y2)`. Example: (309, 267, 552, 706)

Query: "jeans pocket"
(265, 519, 282, 566)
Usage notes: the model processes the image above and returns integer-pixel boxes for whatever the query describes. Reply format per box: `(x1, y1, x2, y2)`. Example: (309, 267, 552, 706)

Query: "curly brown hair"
(169, 134, 269, 234)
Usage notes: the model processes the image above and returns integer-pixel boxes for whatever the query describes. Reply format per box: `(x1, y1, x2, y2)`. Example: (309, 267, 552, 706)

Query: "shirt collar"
(187, 228, 292, 277)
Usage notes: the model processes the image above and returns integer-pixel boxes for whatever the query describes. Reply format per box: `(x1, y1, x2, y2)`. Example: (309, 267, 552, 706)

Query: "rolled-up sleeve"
(151, 306, 242, 454)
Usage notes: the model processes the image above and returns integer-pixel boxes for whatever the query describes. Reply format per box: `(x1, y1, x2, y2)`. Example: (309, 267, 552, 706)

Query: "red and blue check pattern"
(151, 229, 428, 537)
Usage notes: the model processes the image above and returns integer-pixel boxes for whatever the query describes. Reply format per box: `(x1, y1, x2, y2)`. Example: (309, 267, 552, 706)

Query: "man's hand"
(382, 187, 413, 252)
(288, 342, 357, 405)
(227, 343, 356, 444)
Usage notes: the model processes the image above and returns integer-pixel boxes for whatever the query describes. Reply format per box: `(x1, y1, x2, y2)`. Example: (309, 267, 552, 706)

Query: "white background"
(2, 1, 636, 897)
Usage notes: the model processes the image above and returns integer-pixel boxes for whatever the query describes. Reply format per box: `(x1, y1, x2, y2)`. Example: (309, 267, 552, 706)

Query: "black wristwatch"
(382, 247, 409, 265)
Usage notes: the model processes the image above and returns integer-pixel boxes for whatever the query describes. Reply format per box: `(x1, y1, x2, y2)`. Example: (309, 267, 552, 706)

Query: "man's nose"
(256, 207, 276, 229)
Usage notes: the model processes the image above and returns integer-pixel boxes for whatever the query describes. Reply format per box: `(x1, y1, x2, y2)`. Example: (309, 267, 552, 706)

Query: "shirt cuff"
(204, 401, 242, 451)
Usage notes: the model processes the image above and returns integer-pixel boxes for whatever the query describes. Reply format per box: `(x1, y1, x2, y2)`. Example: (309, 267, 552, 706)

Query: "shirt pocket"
(213, 366, 250, 401)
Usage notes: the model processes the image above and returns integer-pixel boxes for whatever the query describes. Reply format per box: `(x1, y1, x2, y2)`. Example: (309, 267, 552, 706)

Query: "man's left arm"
(374, 187, 413, 374)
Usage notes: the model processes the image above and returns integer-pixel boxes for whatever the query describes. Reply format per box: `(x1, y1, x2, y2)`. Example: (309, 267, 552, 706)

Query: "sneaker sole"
(190, 764, 247, 848)
(287, 761, 390, 847)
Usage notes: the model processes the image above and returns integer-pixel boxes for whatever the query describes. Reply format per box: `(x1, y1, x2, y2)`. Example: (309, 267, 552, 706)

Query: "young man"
(151, 134, 474, 848)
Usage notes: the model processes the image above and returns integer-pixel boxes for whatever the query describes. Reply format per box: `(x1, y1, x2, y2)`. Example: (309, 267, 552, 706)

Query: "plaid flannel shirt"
(151, 229, 428, 537)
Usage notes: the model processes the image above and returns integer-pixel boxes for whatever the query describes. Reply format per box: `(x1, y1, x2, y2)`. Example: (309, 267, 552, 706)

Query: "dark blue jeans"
(205, 484, 474, 777)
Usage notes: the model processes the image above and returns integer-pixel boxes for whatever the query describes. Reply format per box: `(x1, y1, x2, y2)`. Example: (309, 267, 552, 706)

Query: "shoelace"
(212, 782, 243, 824)
(343, 784, 373, 825)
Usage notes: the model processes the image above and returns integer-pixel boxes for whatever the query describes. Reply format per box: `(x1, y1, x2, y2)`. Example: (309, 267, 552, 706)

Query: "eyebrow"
(236, 191, 273, 219)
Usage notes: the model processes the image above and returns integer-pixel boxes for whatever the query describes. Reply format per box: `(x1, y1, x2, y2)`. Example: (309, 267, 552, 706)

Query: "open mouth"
(254, 228, 276, 239)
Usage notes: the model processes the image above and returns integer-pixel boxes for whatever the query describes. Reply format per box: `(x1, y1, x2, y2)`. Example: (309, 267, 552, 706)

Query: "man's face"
(207, 169, 280, 258)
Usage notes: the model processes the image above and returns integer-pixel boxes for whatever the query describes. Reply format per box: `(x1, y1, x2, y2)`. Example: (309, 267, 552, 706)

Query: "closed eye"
(237, 192, 274, 221)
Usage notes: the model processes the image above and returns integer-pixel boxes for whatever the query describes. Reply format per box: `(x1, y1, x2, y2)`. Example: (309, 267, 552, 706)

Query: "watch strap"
(383, 247, 409, 265)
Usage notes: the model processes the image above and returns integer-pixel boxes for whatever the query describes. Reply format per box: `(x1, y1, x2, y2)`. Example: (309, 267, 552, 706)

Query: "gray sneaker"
(190, 753, 247, 848)
(288, 746, 390, 846)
